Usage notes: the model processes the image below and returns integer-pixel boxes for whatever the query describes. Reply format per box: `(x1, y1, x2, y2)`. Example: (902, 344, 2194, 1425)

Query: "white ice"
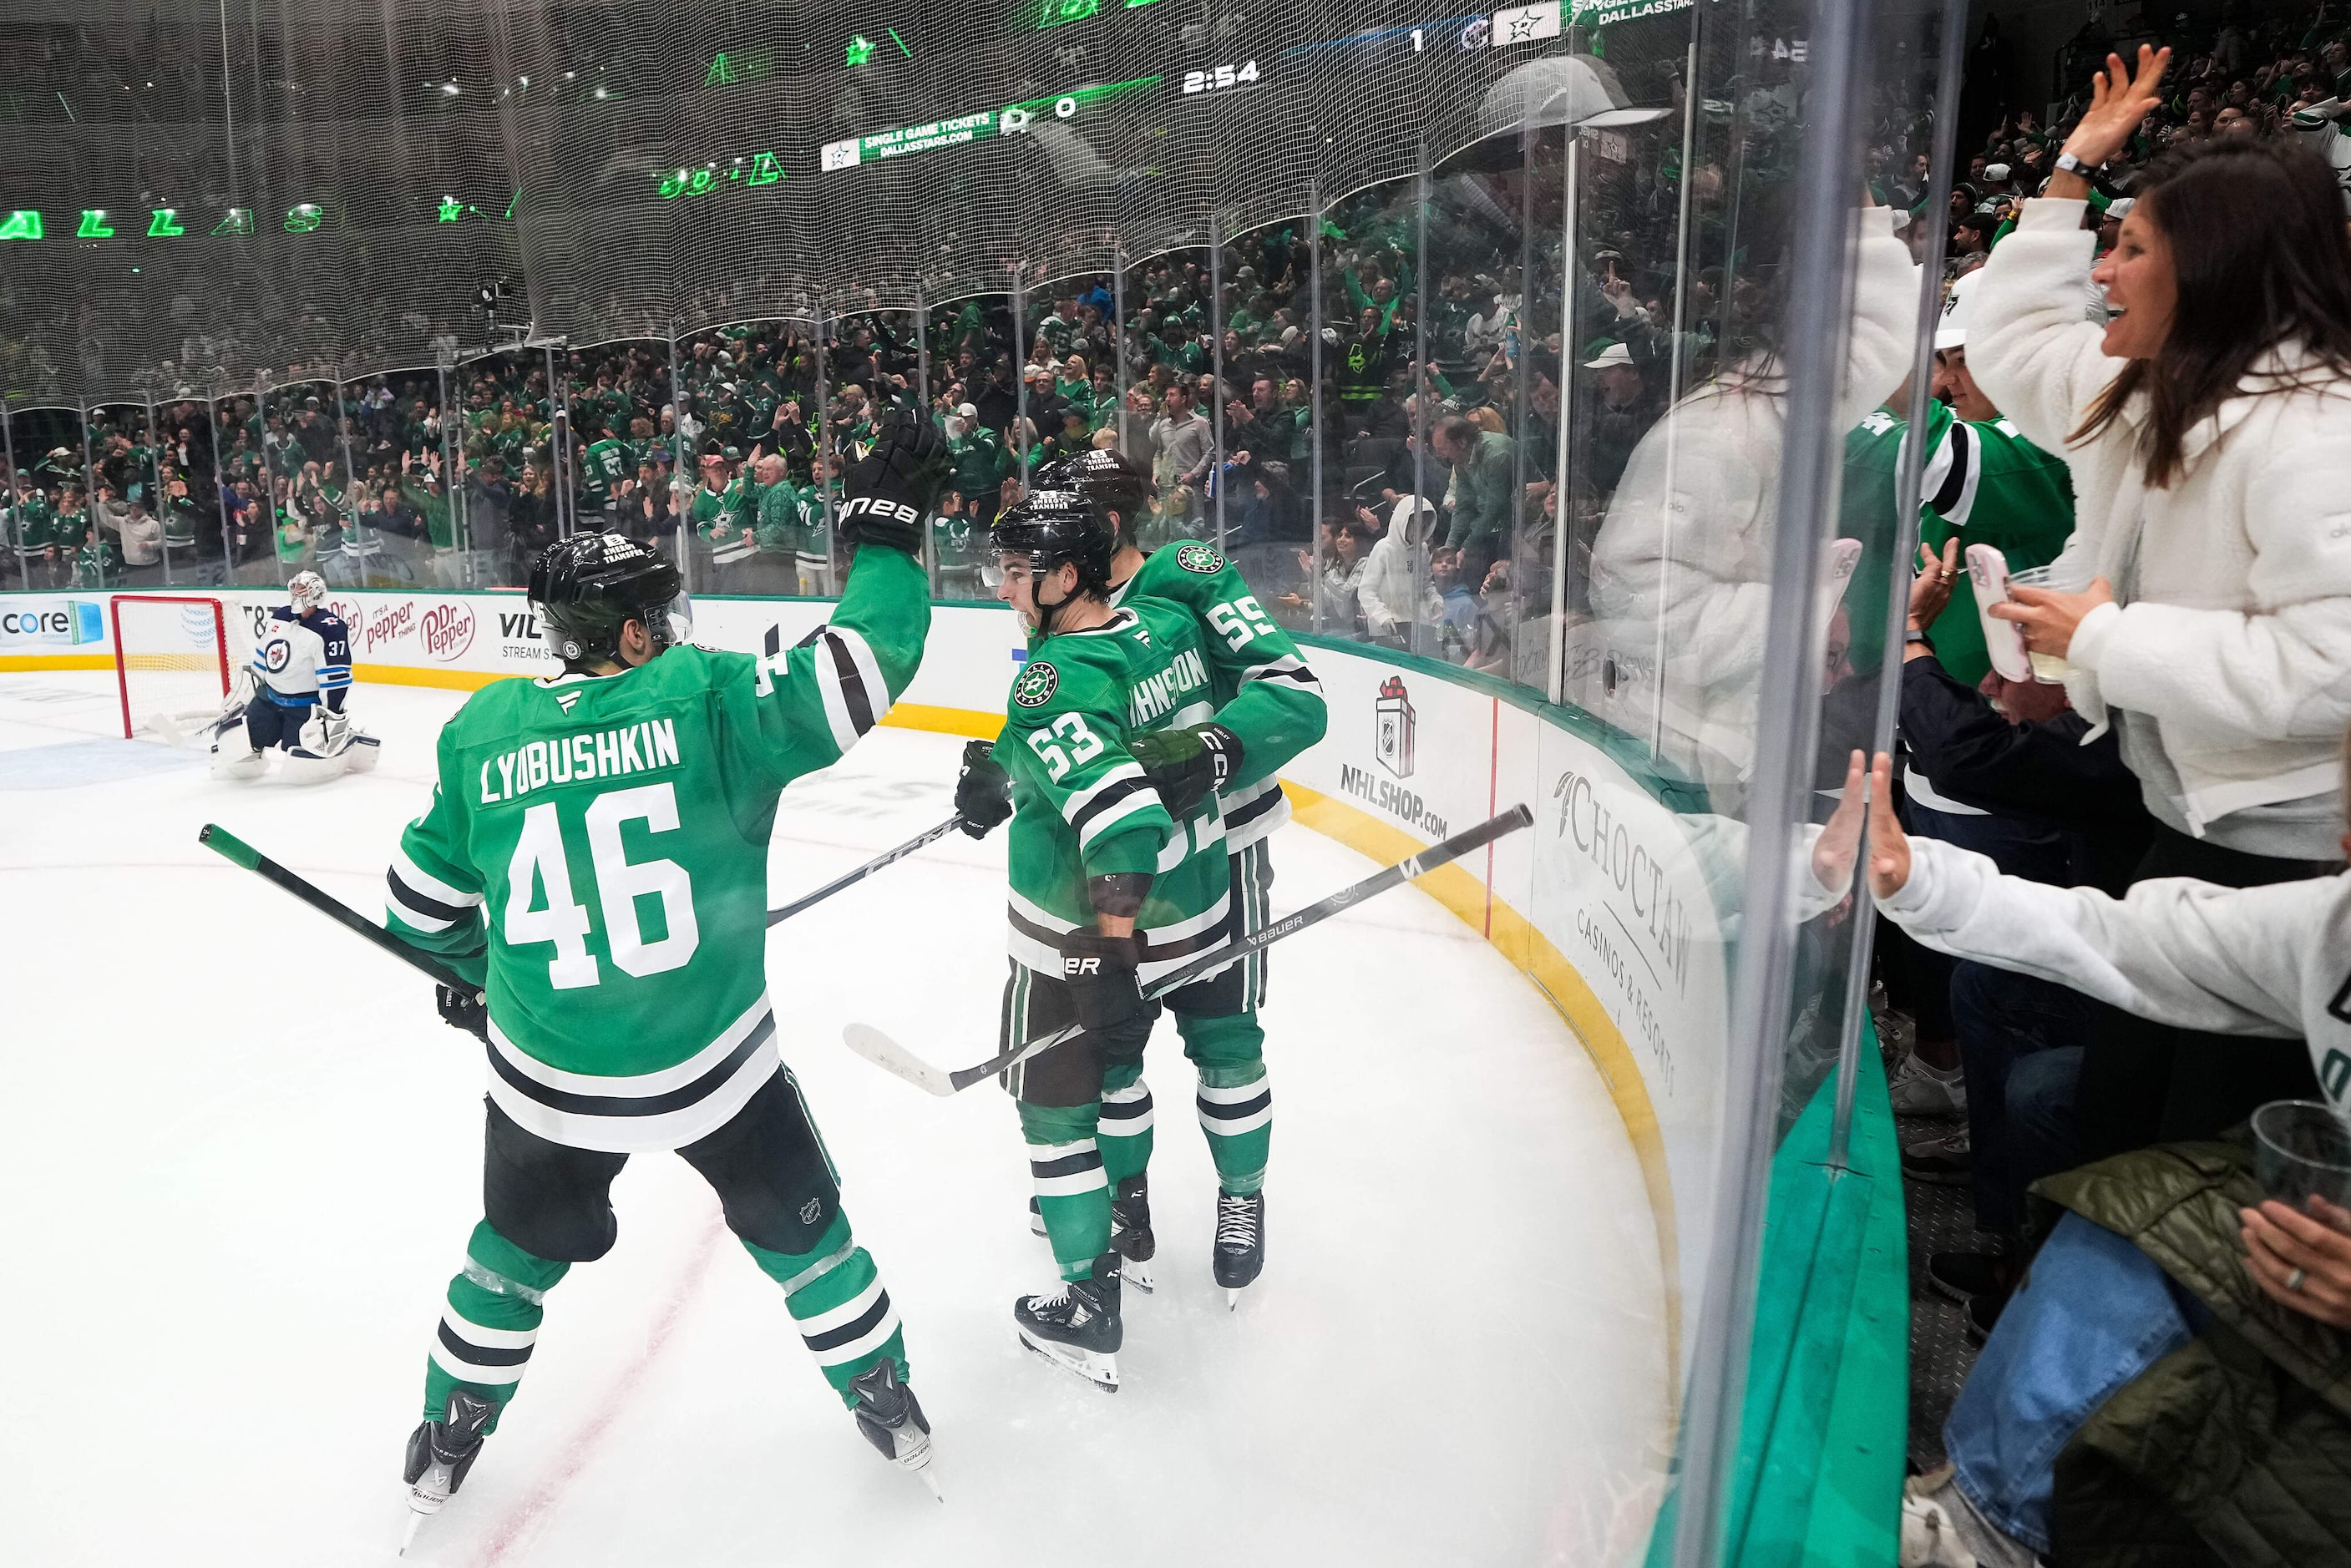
(0, 672, 1669, 1566)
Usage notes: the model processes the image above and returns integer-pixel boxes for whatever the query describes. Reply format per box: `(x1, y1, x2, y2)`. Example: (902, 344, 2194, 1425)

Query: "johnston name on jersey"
(1000, 599, 1233, 989)
(253, 605, 353, 704)
(1106, 542, 1325, 848)
(383, 548, 929, 1152)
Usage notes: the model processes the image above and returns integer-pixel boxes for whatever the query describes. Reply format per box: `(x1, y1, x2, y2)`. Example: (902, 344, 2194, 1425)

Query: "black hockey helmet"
(1038, 448, 1149, 546)
(528, 533, 688, 670)
(990, 488, 1115, 637)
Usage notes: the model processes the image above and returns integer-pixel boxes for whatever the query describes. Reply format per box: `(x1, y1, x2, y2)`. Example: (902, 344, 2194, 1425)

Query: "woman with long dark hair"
(1968, 45, 2351, 1151)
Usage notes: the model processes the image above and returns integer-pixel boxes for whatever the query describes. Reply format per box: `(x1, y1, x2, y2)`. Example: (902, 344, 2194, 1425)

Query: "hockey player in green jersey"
(1020, 448, 1326, 1304)
(979, 488, 1233, 1389)
(382, 414, 950, 1544)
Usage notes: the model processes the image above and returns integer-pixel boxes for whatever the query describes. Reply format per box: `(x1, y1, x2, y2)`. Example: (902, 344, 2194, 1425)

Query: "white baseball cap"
(1934, 270, 1981, 352)
(1583, 341, 1634, 370)
(1984, 162, 2012, 183)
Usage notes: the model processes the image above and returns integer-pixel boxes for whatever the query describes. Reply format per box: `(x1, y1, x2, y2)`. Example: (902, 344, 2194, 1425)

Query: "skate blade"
(918, 1465, 945, 1503)
(1226, 1287, 1242, 1312)
(1017, 1329, 1120, 1392)
(1122, 1255, 1155, 1293)
(398, 1505, 429, 1555)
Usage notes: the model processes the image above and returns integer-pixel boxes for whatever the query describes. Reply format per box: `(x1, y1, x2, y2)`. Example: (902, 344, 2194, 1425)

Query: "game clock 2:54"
(1182, 61, 1261, 94)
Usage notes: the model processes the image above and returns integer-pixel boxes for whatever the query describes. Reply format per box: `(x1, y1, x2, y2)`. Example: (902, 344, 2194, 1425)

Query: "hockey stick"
(196, 823, 484, 1001)
(767, 814, 965, 928)
(843, 803, 1536, 1097)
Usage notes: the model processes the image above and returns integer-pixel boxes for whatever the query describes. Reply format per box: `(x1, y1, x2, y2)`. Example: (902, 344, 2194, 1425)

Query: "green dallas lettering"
(479, 718, 682, 805)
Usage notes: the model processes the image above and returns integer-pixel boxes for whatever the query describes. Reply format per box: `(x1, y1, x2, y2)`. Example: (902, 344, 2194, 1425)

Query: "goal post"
(113, 594, 232, 741)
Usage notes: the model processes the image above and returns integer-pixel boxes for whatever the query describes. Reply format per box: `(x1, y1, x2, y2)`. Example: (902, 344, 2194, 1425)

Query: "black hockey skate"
(399, 1388, 496, 1554)
(847, 1358, 941, 1500)
(1213, 1189, 1265, 1309)
(1014, 1252, 1122, 1392)
(1111, 1173, 1156, 1294)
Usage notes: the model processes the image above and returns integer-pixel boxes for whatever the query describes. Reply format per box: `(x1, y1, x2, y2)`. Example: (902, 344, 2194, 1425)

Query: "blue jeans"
(1945, 1212, 2207, 1555)
(1952, 962, 2094, 1232)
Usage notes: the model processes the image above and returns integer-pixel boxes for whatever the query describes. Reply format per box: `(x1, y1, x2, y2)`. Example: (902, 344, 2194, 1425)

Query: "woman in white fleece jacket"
(1970, 51, 2351, 858)
(1963, 46, 2351, 1148)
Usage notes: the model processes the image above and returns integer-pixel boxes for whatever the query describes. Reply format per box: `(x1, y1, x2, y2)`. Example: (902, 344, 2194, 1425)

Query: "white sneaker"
(1888, 1053, 1967, 1116)
(1901, 1488, 1978, 1566)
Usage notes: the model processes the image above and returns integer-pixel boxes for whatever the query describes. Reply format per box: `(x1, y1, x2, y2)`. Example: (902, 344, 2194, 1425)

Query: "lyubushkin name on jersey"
(478, 718, 682, 804)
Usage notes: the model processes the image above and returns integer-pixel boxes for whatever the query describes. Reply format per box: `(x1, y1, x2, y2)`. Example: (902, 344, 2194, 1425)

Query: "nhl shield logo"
(1173, 542, 1225, 574)
(1376, 675, 1416, 779)
(1013, 660, 1060, 708)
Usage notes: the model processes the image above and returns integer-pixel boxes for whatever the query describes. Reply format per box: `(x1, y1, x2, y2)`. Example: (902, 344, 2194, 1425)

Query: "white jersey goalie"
(209, 571, 381, 782)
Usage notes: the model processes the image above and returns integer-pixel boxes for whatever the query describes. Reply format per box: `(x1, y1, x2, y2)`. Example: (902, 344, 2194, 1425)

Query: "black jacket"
(1900, 653, 2151, 893)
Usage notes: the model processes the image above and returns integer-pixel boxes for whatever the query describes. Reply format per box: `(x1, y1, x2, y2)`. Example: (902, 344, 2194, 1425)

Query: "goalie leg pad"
(345, 731, 382, 772)
(277, 746, 351, 786)
(209, 745, 267, 781)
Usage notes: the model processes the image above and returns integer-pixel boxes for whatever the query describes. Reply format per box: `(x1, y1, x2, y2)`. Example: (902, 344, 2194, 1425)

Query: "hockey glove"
(437, 984, 489, 1044)
(298, 704, 352, 757)
(954, 738, 1013, 838)
(1126, 722, 1243, 818)
(839, 413, 948, 556)
(1058, 930, 1153, 1055)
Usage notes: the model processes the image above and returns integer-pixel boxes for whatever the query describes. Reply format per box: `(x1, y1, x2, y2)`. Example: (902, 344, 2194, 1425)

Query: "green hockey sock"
(1183, 1010, 1271, 1196)
(1097, 1062, 1155, 1187)
(1018, 1100, 1112, 1280)
(742, 1210, 909, 1406)
(422, 1220, 571, 1432)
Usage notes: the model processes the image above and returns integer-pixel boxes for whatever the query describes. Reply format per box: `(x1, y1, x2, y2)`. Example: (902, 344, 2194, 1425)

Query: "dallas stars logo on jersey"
(1173, 543, 1225, 575)
(1012, 660, 1059, 708)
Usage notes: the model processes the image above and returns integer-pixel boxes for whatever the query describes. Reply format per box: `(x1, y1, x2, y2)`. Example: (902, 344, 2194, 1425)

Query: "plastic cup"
(2009, 561, 2094, 684)
(2252, 1099, 2351, 1236)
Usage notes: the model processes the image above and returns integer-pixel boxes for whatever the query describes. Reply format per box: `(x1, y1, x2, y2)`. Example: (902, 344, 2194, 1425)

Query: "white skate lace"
(1027, 1282, 1073, 1311)
(1214, 1194, 1257, 1250)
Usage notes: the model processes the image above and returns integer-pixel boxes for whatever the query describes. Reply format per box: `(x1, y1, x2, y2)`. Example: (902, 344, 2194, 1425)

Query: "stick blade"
(842, 1024, 957, 1097)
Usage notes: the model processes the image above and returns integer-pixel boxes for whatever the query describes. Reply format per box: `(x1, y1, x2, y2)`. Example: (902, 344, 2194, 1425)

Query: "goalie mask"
(288, 570, 328, 615)
(528, 534, 691, 671)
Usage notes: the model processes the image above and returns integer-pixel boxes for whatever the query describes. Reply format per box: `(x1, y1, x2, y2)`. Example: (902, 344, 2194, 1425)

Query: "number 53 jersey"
(383, 549, 930, 1152)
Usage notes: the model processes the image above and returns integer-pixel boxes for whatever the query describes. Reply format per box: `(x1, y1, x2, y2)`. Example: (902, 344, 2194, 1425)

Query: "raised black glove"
(437, 984, 489, 1044)
(1057, 930, 1152, 1055)
(954, 737, 1012, 838)
(839, 412, 948, 555)
(1126, 722, 1244, 818)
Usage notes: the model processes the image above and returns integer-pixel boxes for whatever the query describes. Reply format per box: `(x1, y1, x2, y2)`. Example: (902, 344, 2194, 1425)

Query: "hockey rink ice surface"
(0, 670, 1668, 1567)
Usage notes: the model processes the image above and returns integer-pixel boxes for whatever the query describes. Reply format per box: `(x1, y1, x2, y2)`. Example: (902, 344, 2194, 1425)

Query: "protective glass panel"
(81, 402, 160, 589)
(1218, 220, 1316, 620)
(929, 293, 1016, 598)
(7, 407, 84, 590)
(452, 350, 556, 588)
(1121, 245, 1215, 552)
(1316, 176, 1426, 648)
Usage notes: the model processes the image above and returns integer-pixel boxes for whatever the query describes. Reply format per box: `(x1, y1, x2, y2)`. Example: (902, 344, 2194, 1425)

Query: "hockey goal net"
(113, 595, 232, 741)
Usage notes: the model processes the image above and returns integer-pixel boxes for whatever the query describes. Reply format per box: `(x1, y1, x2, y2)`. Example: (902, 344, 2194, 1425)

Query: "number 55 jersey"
(383, 549, 930, 1152)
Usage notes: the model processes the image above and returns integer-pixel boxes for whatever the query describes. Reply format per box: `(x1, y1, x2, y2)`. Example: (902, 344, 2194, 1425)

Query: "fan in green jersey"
(1037, 448, 1328, 1308)
(575, 415, 631, 529)
(381, 413, 948, 1544)
(978, 488, 1235, 1391)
